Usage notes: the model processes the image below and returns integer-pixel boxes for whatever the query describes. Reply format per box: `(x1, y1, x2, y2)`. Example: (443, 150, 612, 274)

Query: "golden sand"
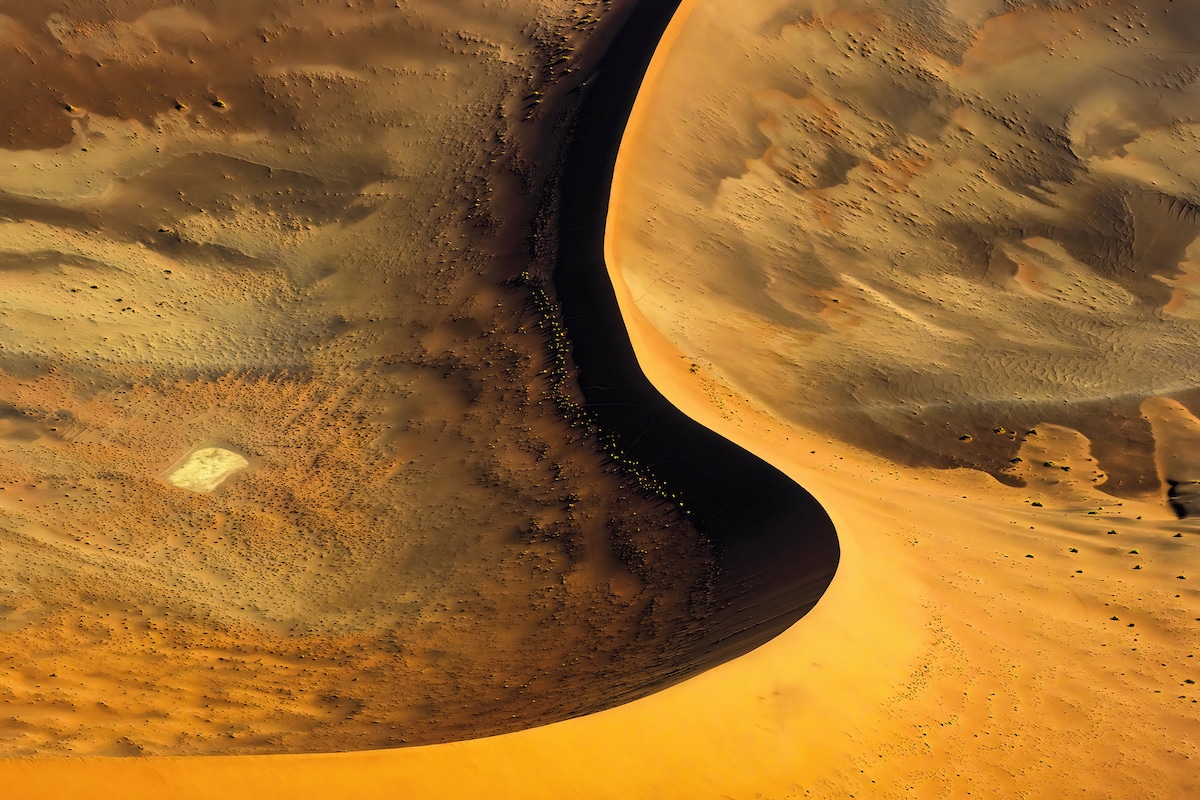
(2, 0, 1199, 797)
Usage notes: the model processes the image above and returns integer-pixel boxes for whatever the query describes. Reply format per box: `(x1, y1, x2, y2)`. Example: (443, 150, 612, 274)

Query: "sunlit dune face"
(165, 446, 249, 493)
(611, 0, 1200, 501)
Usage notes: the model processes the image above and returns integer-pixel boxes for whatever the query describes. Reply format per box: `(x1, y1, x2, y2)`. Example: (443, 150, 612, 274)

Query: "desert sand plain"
(1, 0, 1199, 798)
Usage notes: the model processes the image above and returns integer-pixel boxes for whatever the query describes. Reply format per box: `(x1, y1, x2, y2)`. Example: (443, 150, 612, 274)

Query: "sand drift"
(0, 0, 836, 755)
(551, 0, 839, 672)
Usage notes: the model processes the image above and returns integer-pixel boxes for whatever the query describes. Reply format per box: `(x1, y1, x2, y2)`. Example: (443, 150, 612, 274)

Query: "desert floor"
(2, 0, 1199, 798)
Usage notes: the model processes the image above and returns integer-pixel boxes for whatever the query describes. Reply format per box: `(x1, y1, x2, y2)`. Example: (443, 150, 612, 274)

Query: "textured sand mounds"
(1142, 396, 1200, 517)
(609, 0, 1200, 507)
(0, 0, 743, 756)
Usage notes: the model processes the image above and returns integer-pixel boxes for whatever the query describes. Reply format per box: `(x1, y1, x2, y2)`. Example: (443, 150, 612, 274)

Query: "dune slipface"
(549, 0, 838, 670)
(0, 0, 836, 758)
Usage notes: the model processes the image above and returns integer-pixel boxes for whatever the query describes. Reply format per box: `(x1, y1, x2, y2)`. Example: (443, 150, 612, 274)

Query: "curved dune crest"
(551, 0, 838, 679)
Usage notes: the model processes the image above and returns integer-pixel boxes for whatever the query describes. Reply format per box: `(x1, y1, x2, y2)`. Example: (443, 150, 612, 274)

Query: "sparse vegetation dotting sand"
(0, 0, 725, 756)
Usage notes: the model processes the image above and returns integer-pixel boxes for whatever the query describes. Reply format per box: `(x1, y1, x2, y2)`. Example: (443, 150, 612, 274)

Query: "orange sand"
(2, 0, 1200, 797)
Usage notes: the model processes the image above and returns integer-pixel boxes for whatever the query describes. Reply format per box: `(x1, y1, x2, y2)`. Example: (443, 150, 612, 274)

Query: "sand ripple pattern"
(0, 0, 721, 755)
(609, 0, 1200, 496)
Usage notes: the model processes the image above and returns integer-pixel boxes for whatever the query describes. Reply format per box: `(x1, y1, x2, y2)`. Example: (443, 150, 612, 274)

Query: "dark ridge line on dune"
(547, 0, 840, 672)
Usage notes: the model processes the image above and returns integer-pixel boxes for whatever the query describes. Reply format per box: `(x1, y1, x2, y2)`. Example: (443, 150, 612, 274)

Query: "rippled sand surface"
(0, 0, 719, 755)
(606, 0, 1200, 796)
(2, 0, 1199, 797)
(612, 0, 1200, 498)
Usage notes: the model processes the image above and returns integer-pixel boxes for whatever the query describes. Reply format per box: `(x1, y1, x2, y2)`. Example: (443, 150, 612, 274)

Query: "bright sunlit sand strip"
(165, 447, 249, 493)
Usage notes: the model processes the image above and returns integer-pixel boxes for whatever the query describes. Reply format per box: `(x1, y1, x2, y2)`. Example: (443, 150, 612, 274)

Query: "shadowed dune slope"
(549, 0, 838, 666)
(0, 0, 835, 756)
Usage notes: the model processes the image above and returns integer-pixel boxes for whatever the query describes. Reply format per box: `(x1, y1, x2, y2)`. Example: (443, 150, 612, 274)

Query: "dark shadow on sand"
(551, 0, 840, 676)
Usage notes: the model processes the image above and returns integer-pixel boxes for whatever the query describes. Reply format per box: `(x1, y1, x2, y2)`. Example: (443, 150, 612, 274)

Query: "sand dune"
(0, 0, 732, 756)
(605, 0, 1200, 795)
(2, 0, 1200, 797)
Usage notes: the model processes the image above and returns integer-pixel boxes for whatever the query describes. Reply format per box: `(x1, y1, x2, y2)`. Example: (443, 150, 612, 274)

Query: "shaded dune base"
(547, 0, 837, 667)
(0, 0, 835, 756)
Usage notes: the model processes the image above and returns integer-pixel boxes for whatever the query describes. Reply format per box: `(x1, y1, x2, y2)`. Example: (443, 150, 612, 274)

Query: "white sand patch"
(165, 447, 249, 493)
